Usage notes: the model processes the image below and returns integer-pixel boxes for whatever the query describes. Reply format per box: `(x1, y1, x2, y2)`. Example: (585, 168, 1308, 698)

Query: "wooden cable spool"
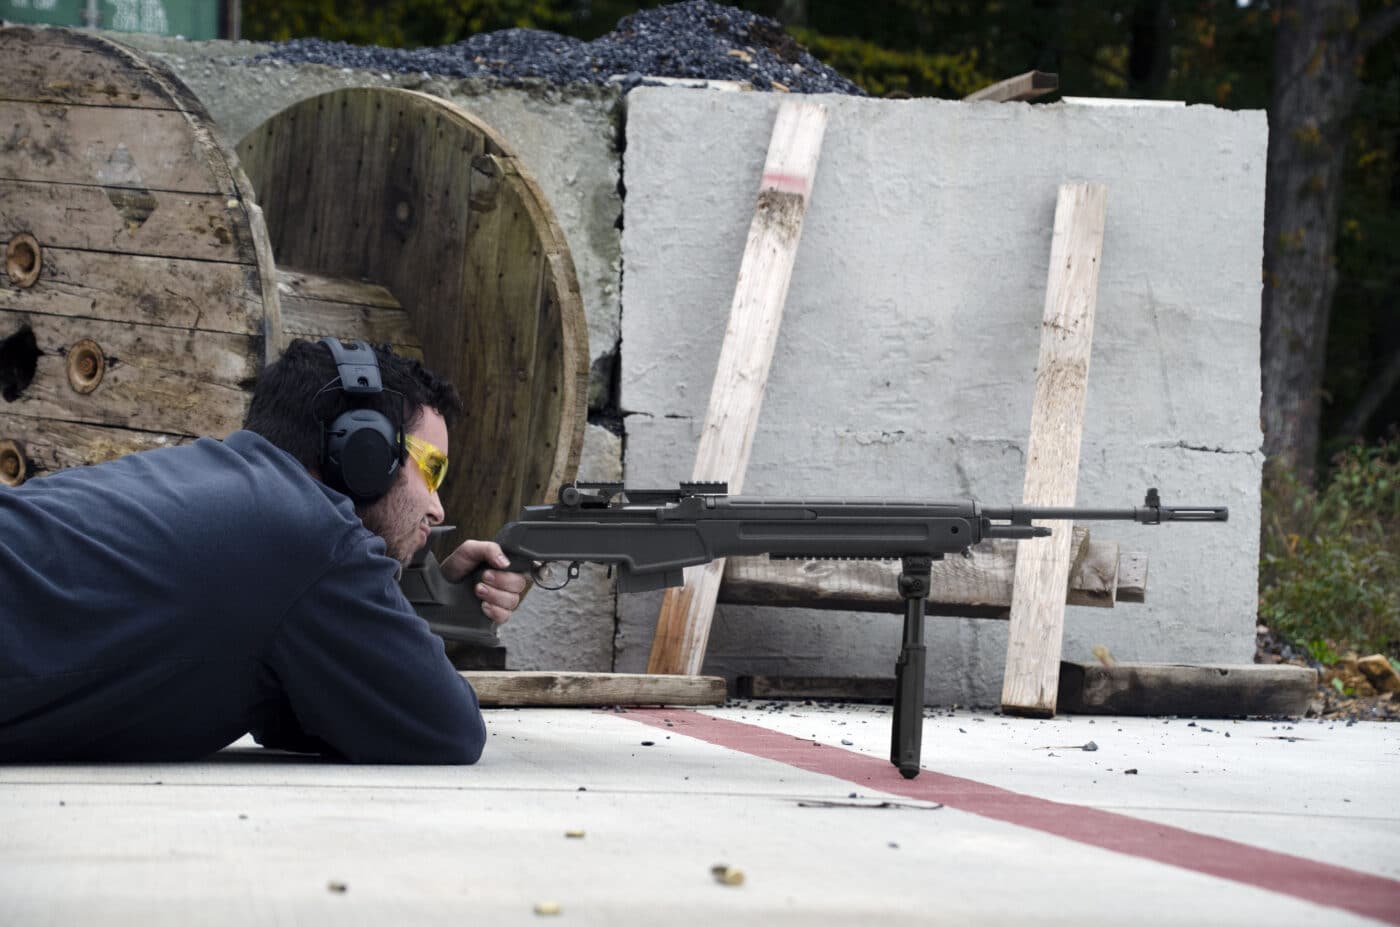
(0, 27, 588, 545)
(0, 25, 275, 473)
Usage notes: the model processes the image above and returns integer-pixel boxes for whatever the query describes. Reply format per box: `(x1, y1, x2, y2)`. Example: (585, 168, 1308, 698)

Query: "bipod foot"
(899, 765, 920, 780)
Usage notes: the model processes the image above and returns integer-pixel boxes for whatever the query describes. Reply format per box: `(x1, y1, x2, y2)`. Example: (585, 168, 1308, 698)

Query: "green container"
(1, 0, 222, 40)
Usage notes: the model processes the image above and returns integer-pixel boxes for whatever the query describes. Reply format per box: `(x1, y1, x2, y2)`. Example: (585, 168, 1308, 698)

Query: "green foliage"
(789, 29, 986, 97)
(242, 0, 570, 47)
(1260, 439, 1400, 661)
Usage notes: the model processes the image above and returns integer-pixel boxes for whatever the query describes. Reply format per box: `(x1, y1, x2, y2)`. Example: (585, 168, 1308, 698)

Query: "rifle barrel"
(981, 505, 1228, 523)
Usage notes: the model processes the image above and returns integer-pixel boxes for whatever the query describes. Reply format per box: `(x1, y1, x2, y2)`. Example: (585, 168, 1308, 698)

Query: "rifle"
(401, 482, 1227, 779)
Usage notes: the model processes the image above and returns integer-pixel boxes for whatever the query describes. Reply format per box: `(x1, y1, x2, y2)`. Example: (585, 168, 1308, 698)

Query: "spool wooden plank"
(0, 101, 229, 194)
(462, 672, 726, 707)
(276, 269, 421, 355)
(0, 248, 260, 335)
(0, 28, 253, 216)
(647, 100, 829, 677)
(243, 199, 284, 365)
(0, 412, 190, 484)
(0, 27, 186, 110)
(457, 155, 544, 524)
(964, 70, 1059, 103)
(278, 300, 421, 358)
(238, 88, 588, 541)
(520, 275, 568, 507)
(0, 179, 256, 264)
(717, 528, 1138, 617)
(277, 269, 401, 308)
(506, 159, 589, 511)
(1057, 662, 1318, 717)
(1, 309, 258, 438)
(1001, 183, 1108, 718)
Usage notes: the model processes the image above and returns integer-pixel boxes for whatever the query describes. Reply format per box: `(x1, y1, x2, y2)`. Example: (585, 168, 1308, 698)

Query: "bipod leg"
(890, 555, 934, 779)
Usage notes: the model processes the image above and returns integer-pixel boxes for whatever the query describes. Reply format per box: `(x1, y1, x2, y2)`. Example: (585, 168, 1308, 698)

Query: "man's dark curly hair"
(243, 339, 463, 471)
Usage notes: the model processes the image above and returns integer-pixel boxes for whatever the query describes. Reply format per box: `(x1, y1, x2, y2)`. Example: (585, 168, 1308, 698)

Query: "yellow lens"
(405, 435, 448, 493)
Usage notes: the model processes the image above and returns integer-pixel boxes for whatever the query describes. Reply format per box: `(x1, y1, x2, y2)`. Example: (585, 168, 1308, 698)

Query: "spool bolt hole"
(0, 439, 27, 487)
(5, 234, 42, 288)
(66, 339, 106, 394)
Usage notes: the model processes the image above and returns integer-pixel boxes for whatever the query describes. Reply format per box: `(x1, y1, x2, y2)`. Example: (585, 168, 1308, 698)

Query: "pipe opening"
(0, 327, 40, 402)
(5, 234, 42, 288)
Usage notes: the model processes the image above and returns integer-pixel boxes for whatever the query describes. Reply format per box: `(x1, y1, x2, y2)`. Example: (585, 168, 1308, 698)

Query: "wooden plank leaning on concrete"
(646, 99, 829, 676)
(463, 672, 726, 707)
(1057, 662, 1318, 717)
(963, 70, 1060, 103)
(1000, 182, 1108, 718)
(718, 527, 1141, 618)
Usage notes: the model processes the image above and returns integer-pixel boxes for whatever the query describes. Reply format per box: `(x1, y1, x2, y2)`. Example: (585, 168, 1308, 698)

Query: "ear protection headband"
(318, 337, 404, 503)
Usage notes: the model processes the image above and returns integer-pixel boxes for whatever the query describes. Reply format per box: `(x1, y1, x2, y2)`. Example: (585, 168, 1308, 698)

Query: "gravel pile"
(260, 1, 864, 95)
(1255, 626, 1400, 721)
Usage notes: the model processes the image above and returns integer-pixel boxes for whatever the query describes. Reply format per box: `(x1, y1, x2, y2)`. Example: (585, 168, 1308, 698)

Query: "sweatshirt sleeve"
(262, 538, 487, 764)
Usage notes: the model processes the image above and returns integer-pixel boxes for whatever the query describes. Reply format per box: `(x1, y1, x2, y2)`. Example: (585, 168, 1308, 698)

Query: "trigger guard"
(532, 561, 579, 591)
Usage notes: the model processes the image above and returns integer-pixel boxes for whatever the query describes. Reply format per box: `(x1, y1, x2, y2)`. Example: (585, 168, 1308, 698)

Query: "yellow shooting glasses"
(404, 434, 449, 493)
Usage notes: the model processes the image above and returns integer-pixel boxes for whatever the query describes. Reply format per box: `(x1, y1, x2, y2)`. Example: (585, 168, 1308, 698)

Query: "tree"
(242, 0, 568, 46)
(1262, 0, 1400, 478)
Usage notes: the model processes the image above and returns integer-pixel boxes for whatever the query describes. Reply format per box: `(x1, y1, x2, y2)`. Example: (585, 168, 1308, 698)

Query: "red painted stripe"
(622, 709, 1400, 925)
(761, 171, 810, 196)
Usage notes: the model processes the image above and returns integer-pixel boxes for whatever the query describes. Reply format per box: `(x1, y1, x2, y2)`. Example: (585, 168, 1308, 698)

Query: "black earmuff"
(318, 337, 403, 503)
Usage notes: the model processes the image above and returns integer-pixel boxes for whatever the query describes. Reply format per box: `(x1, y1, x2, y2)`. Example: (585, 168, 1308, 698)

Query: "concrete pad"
(2, 706, 1395, 925)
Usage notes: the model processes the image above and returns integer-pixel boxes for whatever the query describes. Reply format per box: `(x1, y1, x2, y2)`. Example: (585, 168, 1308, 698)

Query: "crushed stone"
(258, 1, 864, 95)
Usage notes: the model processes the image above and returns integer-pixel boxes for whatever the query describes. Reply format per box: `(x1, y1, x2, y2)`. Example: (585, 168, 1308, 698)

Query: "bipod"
(890, 554, 935, 779)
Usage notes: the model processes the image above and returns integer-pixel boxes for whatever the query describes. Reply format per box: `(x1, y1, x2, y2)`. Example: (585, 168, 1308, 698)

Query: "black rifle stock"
(402, 483, 1227, 779)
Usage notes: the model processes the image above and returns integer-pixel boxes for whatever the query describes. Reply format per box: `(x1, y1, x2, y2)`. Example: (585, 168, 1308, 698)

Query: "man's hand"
(440, 540, 529, 625)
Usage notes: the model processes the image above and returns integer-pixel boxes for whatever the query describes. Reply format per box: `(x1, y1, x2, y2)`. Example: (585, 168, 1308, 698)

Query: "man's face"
(356, 407, 448, 564)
